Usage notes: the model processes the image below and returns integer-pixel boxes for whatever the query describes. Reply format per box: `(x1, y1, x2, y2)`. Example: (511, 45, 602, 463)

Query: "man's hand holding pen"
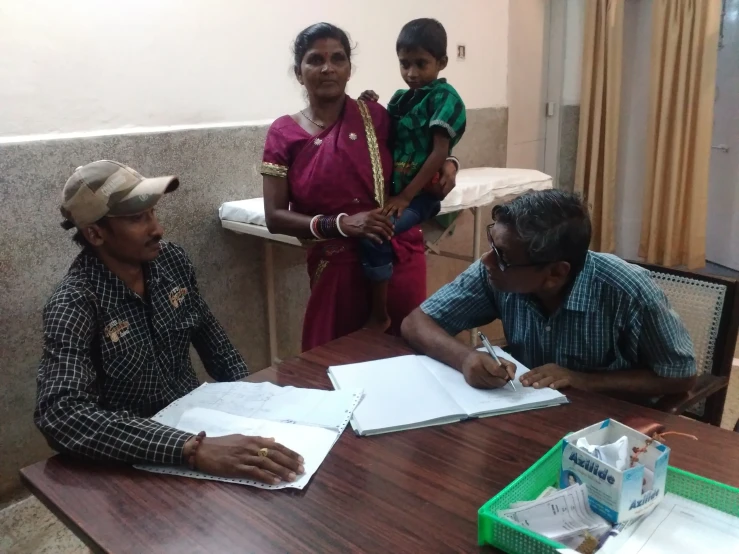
(461, 350, 517, 390)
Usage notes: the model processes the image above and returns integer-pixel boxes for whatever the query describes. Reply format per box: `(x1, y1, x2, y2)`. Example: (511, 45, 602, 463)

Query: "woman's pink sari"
(262, 98, 426, 351)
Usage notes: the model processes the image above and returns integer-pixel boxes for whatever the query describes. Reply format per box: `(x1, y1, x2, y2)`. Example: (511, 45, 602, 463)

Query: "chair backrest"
(637, 263, 739, 412)
(646, 270, 725, 377)
(639, 264, 739, 418)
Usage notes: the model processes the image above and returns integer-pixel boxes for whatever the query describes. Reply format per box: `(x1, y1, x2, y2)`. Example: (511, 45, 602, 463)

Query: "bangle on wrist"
(446, 156, 460, 171)
(311, 214, 344, 239)
(336, 213, 349, 237)
(310, 215, 324, 239)
(318, 215, 341, 239)
(187, 431, 206, 470)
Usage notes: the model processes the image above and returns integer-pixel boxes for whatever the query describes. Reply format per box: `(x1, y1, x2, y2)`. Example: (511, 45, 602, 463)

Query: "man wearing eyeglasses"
(401, 189, 697, 396)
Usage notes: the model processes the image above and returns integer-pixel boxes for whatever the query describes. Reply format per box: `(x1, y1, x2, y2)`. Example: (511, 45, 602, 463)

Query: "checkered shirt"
(35, 241, 249, 464)
(387, 78, 466, 195)
(421, 252, 696, 378)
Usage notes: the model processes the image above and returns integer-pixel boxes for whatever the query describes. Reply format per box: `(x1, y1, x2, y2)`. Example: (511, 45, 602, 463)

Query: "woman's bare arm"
(262, 175, 314, 238)
(262, 174, 394, 242)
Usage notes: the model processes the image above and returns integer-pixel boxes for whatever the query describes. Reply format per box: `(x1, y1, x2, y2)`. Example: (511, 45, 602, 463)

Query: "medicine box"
(560, 419, 669, 523)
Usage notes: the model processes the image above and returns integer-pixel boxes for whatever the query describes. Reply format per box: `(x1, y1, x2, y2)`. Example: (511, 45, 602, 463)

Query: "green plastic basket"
(478, 440, 739, 553)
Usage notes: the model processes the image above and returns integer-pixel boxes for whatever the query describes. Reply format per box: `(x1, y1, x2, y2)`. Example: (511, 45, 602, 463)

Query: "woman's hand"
(358, 90, 380, 103)
(427, 160, 458, 199)
(341, 209, 394, 243)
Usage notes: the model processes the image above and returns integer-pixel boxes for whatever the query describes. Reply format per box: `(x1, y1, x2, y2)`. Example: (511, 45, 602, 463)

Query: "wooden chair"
(637, 263, 739, 427)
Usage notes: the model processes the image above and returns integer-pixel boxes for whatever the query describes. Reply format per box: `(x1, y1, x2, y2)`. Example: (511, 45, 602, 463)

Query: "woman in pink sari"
(261, 23, 457, 351)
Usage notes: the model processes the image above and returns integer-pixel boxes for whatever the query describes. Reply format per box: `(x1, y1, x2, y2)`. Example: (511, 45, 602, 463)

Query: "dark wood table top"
(20, 330, 739, 554)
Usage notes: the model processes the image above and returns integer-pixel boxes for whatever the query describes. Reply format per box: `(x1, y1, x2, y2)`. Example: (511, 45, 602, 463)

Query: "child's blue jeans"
(359, 192, 441, 281)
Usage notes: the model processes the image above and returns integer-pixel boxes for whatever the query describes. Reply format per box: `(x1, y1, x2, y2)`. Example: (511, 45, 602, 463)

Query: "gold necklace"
(301, 110, 326, 129)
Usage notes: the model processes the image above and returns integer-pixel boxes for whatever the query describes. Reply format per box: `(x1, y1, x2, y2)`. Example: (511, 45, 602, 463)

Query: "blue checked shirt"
(421, 252, 696, 378)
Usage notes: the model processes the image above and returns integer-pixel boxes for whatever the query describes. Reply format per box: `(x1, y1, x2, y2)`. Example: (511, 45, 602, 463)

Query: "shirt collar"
(77, 249, 127, 300)
(563, 252, 599, 313)
(415, 78, 446, 93)
(76, 248, 171, 309)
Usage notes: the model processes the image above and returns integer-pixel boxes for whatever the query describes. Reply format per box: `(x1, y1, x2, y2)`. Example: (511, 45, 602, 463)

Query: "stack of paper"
(149, 381, 362, 432)
(135, 381, 362, 489)
(599, 492, 739, 554)
(328, 349, 568, 436)
(498, 484, 611, 544)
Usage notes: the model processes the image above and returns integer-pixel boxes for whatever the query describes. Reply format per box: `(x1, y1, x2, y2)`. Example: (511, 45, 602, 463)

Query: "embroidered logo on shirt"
(104, 320, 130, 343)
(169, 287, 189, 308)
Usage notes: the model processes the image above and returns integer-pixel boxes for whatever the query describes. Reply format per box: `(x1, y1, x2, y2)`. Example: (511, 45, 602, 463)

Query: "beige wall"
(0, 0, 508, 139)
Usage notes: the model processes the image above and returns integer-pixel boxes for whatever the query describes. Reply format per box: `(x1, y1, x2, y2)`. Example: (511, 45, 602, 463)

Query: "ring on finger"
(258, 447, 269, 458)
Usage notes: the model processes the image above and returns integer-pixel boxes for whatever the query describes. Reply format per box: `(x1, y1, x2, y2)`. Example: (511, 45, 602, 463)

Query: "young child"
(359, 18, 466, 331)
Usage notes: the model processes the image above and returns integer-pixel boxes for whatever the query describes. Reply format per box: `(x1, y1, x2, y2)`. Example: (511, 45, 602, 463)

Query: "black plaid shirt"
(35, 241, 249, 465)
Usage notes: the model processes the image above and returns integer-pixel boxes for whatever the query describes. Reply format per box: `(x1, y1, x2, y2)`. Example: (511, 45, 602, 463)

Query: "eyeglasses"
(486, 223, 553, 272)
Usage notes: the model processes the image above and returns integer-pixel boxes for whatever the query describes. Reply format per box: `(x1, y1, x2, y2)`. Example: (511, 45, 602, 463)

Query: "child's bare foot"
(363, 315, 392, 333)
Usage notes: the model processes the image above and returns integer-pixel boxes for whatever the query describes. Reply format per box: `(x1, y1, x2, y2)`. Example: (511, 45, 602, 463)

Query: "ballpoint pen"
(478, 331, 516, 391)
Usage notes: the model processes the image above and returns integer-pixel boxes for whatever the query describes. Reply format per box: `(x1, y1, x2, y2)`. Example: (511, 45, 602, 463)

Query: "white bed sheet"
(219, 197, 268, 226)
(219, 167, 552, 230)
(442, 168, 552, 213)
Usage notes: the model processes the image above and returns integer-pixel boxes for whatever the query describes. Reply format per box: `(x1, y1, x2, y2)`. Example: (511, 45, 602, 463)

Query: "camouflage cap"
(60, 160, 179, 229)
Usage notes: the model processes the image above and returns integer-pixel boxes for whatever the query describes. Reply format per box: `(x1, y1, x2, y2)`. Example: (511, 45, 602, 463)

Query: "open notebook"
(328, 348, 568, 436)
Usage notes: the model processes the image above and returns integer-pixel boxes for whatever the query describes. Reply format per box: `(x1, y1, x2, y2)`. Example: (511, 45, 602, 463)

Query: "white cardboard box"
(560, 419, 670, 523)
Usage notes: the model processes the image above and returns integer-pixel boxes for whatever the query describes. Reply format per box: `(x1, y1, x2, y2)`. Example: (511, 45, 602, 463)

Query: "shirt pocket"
(162, 287, 201, 329)
(100, 341, 158, 408)
(168, 309, 201, 331)
(559, 341, 621, 371)
(163, 297, 202, 362)
(396, 112, 425, 141)
(165, 294, 201, 335)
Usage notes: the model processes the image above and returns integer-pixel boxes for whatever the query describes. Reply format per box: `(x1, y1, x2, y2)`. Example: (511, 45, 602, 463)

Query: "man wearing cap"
(35, 161, 304, 485)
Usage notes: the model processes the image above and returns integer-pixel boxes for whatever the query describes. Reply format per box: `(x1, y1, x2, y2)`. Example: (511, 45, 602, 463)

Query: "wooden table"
(20, 330, 739, 553)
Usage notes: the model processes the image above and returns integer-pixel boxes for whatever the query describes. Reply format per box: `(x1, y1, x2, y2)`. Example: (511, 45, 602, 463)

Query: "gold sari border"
(260, 162, 289, 179)
(357, 99, 385, 208)
(310, 259, 329, 288)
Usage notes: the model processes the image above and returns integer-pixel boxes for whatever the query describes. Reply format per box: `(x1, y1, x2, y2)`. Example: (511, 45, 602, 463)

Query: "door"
(506, 0, 555, 172)
(506, 0, 568, 183)
(706, 0, 739, 270)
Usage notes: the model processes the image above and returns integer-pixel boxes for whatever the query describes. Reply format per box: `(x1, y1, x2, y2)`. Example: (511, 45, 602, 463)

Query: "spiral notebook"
(328, 349, 568, 436)
(135, 381, 362, 489)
